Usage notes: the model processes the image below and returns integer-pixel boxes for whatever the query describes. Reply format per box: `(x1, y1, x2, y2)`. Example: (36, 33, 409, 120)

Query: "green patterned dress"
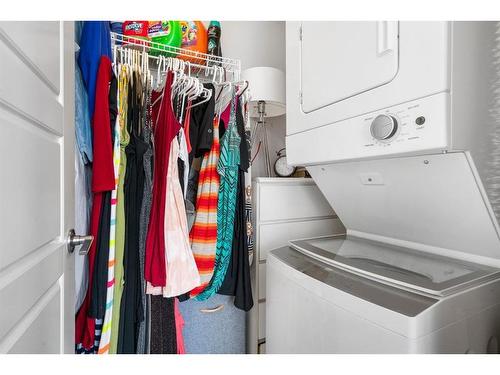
(196, 93, 241, 300)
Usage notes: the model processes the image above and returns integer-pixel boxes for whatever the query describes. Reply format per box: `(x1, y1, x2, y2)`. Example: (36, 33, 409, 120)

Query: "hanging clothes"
(97, 72, 121, 353)
(75, 38, 254, 352)
(188, 83, 216, 164)
(78, 21, 112, 120)
(146, 137, 201, 298)
(137, 80, 154, 354)
(75, 55, 115, 352)
(174, 299, 185, 354)
(90, 72, 118, 322)
(183, 105, 192, 154)
(118, 72, 148, 354)
(196, 93, 241, 301)
(74, 146, 92, 312)
(150, 296, 177, 354)
(74, 35, 93, 310)
(109, 66, 130, 354)
(145, 71, 181, 288)
(74, 24, 94, 313)
(218, 98, 253, 311)
(241, 94, 255, 266)
(189, 116, 221, 298)
(89, 191, 111, 317)
(178, 127, 190, 197)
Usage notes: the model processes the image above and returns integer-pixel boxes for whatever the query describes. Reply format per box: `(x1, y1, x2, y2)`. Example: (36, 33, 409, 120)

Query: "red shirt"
(75, 55, 114, 350)
(145, 71, 181, 287)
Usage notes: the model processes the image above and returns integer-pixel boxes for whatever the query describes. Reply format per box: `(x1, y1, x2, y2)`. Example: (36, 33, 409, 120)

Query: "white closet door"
(300, 21, 399, 113)
(0, 21, 75, 353)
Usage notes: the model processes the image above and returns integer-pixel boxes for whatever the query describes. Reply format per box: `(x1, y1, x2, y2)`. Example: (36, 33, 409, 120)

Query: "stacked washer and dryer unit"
(267, 21, 500, 353)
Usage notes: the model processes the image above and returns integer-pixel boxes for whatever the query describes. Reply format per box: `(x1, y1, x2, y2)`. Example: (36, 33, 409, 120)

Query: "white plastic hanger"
(156, 55, 163, 88)
(188, 84, 213, 110)
(112, 44, 118, 76)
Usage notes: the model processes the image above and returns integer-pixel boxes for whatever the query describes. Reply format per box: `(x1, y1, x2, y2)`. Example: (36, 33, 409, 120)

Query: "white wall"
(220, 21, 287, 177)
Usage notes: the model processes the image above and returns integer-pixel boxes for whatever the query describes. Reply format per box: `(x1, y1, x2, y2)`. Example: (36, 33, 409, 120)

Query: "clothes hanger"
(236, 80, 249, 97)
(127, 48, 132, 80)
(151, 55, 166, 107)
(188, 79, 202, 102)
(188, 85, 213, 110)
(211, 65, 217, 84)
(178, 73, 197, 123)
(156, 55, 162, 89)
(112, 44, 118, 76)
(215, 78, 231, 102)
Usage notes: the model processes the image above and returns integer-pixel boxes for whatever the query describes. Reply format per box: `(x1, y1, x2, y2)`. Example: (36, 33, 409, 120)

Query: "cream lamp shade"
(242, 66, 286, 117)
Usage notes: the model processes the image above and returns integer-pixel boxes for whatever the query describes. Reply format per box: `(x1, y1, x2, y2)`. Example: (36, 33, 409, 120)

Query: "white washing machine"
(267, 21, 500, 353)
(267, 237, 500, 353)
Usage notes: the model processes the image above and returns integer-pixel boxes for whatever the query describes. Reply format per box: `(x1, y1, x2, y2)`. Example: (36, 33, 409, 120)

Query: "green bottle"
(149, 21, 182, 57)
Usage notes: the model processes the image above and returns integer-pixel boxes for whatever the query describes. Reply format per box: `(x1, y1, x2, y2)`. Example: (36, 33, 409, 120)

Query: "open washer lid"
(307, 152, 500, 267)
(290, 235, 500, 297)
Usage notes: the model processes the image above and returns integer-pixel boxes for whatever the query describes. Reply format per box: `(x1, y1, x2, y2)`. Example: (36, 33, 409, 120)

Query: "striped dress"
(189, 116, 221, 298)
(196, 95, 241, 301)
(97, 71, 121, 354)
(109, 66, 130, 353)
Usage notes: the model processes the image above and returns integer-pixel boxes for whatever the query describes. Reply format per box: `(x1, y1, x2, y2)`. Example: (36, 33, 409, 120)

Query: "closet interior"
(74, 21, 255, 354)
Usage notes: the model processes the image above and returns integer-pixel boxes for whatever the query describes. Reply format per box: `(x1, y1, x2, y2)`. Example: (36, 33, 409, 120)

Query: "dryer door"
(300, 21, 399, 114)
(286, 21, 449, 143)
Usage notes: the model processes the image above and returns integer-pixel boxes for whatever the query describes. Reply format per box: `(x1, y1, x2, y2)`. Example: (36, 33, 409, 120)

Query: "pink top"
(146, 137, 201, 297)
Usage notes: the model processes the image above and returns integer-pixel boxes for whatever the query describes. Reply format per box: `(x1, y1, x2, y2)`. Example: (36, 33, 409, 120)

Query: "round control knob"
(370, 114, 398, 140)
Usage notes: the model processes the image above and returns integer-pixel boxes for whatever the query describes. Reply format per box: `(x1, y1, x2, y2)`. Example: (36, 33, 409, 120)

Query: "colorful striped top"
(189, 116, 221, 298)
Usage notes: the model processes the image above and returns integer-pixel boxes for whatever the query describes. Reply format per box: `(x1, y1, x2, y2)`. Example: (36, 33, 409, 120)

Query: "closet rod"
(110, 32, 241, 80)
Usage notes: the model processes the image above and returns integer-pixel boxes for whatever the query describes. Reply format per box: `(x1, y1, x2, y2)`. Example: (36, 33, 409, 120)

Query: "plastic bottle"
(122, 21, 149, 49)
(148, 21, 182, 57)
(207, 21, 222, 61)
(179, 21, 207, 64)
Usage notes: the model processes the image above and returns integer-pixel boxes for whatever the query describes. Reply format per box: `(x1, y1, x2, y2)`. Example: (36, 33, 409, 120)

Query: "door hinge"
(299, 25, 303, 41)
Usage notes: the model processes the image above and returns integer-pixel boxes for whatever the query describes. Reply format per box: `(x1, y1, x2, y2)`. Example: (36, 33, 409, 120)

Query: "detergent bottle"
(148, 21, 182, 57)
(179, 21, 207, 64)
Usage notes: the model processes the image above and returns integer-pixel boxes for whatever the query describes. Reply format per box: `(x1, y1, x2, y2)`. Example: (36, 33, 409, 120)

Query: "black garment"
(236, 99, 250, 172)
(117, 78, 147, 354)
(217, 169, 253, 311)
(89, 190, 111, 318)
(109, 74, 118, 143)
(178, 158, 185, 193)
(177, 292, 190, 303)
(217, 97, 253, 311)
(219, 117, 226, 139)
(150, 296, 177, 354)
(189, 83, 215, 163)
(186, 167, 199, 206)
(88, 73, 118, 320)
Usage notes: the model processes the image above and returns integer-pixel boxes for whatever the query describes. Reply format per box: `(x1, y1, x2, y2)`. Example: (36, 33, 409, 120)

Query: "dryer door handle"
(377, 21, 398, 55)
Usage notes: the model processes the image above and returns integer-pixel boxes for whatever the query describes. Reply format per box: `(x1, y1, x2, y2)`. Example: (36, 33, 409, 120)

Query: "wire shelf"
(110, 31, 241, 81)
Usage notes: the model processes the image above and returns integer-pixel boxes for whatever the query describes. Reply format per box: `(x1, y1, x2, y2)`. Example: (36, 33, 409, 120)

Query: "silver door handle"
(67, 229, 94, 255)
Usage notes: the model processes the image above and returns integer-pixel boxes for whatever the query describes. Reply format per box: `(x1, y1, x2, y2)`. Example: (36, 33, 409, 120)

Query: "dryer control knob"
(370, 114, 398, 140)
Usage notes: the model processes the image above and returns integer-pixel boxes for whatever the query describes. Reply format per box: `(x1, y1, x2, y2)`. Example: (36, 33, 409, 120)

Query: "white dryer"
(267, 21, 500, 353)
